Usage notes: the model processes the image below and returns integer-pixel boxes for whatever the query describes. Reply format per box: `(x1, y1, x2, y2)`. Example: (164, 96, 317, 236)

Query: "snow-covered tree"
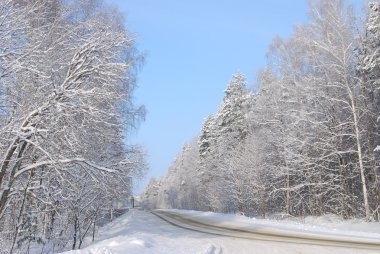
(0, 0, 146, 252)
(216, 73, 251, 147)
(198, 73, 252, 212)
(142, 139, 204, 210)
(141, 178, 163, 209)
(357, 2, 380, 220)
(143, 0, 380, 223)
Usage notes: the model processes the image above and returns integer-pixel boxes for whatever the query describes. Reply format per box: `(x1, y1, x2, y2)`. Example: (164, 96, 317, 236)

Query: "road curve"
(152, 210, 380, 251)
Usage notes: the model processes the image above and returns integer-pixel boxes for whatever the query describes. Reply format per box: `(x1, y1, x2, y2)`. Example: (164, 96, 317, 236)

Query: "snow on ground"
(64, 209, 380, 254)
(165, 209, 380, 238)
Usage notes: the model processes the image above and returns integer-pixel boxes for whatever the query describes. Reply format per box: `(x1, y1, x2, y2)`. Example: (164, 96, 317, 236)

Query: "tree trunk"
(286, 171, 290, 215)
(349, 89, 371, 220)
(9, 170, 33, 254)
(92, 217, 96, 242)
(0, 141, 29, 219)
(72, 216, 78, 250)
(361, 77, 380, 221)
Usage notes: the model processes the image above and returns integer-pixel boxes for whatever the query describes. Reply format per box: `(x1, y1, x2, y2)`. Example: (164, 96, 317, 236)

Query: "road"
(153, 209, 380, 252)
(67, 209, 380, 254)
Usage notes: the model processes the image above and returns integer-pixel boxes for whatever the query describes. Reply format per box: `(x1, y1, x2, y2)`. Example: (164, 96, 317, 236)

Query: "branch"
(14, 158, 116, 178)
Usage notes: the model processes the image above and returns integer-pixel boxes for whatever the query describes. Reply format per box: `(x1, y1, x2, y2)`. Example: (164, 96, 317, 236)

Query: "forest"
(142, 0, 380, 223)
(0, 0, 146, 253)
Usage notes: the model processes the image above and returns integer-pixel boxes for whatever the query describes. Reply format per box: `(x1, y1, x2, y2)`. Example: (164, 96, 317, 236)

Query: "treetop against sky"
(105, 0, 369, 194)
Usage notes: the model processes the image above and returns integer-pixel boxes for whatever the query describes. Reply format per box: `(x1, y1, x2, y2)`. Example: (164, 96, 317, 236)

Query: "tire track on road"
(152, 210, 380, 252)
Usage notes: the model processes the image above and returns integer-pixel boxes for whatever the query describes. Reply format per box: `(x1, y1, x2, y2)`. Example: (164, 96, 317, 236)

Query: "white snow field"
(64, 209, 380, 254)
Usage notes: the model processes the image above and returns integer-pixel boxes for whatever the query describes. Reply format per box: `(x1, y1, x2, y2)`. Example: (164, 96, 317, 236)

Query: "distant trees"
(141, 139, 203, 211)
(0, 0, 146, 253)
(142, 0, 380, 222)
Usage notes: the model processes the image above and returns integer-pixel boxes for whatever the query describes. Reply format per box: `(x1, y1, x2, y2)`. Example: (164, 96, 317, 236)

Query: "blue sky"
(105, 0, 367, 194)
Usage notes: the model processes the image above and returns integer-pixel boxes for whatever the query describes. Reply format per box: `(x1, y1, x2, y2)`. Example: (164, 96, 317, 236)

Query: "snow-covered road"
(65, 209, 380, 254)
(153, 209, 380, 251)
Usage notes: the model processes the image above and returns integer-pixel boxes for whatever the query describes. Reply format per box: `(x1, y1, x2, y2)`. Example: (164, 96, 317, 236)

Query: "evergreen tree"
(215, 73, 251, 151)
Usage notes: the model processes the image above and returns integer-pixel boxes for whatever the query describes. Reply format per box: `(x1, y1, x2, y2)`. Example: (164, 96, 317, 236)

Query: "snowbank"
(158, 209, 380, 238)
(63, 209, 380, 254)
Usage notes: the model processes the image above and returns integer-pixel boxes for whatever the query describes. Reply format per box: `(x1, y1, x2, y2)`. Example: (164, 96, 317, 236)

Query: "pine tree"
(215, 73, 251, 150)
(199, 115, 217, 159)
(197, 73, 252, 212)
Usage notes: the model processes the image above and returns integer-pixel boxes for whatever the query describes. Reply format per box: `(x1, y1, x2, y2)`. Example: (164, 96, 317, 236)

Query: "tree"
(0, 0, 146, 252)
(357, 2, 380, 220)
(143, 0, 380, 222)
(198, 73, 252, 212)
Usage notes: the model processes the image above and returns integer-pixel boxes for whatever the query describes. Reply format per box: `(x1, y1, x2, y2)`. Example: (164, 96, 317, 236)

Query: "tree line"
(0, 0, 146, 252)
(142, 0, 380, 222)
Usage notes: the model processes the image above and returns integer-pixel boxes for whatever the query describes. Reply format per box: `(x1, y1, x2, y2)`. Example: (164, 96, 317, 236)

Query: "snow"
(63, 209, 380, 254)
(163, 209, 380, 238)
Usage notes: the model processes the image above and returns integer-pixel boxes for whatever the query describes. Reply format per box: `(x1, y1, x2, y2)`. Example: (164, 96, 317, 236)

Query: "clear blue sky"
(105, 0, 367, 194)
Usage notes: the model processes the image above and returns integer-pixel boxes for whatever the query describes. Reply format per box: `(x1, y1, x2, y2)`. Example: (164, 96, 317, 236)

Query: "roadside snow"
(163, 209, 380, 238)
(63, 209, 380, 254)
